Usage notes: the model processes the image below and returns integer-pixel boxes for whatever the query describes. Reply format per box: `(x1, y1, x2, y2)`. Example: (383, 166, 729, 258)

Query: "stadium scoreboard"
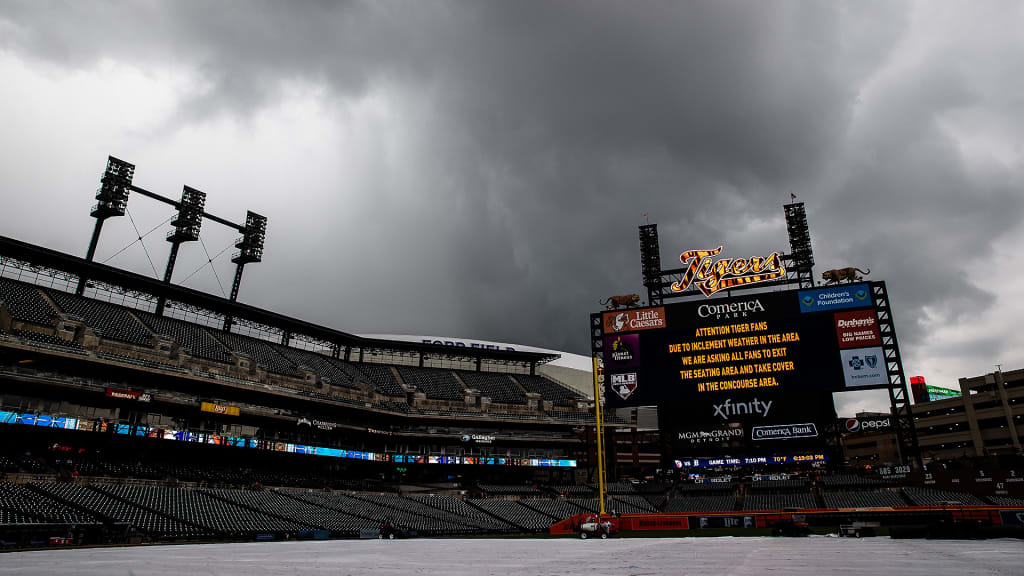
(599, 283, 890, 458)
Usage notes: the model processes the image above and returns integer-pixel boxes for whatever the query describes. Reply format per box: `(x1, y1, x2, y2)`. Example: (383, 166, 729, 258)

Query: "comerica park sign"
(670, 246, 786, 296)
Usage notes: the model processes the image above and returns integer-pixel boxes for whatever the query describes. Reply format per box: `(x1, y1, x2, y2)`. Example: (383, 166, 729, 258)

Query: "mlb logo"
(610, 372, 638, 400)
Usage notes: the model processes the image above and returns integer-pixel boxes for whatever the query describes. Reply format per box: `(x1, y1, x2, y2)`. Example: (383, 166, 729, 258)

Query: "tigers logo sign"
(670, 246, 786, 296)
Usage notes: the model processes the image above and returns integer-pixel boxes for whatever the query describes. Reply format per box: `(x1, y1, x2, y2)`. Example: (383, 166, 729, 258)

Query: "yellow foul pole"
(592, 356, 606, 516)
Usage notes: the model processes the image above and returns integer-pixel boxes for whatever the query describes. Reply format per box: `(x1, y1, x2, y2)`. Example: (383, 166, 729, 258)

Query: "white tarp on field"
(2, 537, 1023, 576)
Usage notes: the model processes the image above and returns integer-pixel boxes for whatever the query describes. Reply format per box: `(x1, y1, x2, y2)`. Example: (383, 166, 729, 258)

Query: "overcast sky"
(1, 1, 1022, 414)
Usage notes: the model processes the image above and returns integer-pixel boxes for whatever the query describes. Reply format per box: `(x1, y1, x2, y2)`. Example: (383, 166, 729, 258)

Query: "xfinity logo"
(697, 298, 765, 319)
(712, 397, 772, 420)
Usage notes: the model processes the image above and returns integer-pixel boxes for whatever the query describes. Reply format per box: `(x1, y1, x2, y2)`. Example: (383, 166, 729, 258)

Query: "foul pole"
(592, 356, 607, 515)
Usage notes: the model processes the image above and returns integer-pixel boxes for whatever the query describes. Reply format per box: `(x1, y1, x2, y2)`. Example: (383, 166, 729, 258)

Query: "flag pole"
(592, 355, 607, 516)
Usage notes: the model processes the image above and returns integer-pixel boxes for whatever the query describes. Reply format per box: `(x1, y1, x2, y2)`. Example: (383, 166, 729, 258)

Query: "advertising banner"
(105, 387, 151, 402)
(833, 309, 881, 349)
(839, 416, 892, 434)
(797, 284, 872, 313)
(200, 402, 240, 416)
(840, 347, 888, 388)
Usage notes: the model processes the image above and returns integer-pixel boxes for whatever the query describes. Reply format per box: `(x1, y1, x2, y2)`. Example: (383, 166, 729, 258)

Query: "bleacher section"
(204, 489, 368, 535)
(822, 490, 906, 508)
(32, 483, 200, 538)
(458, 371, 526, 405)
(520, 498, 584, 520)
(93, 485, 307, 536)
(212, 331, 297, 375)
(516, 374, 583, 406)
(136, 311, 233, 363)
(356, 363, 406, 396)
(477, 484, 543, 496)
(397, 366, 465, 401)
(9, 329, 82, 351)
(469, 499, 555, 531)
(46, 290, 152, 347)
(743, 493, 817, 510)
(0, 482, 98, 525)
(0, 278, 54, 325)
(663, 495, 737, 513)
(902, 487, 987, 506)
(270, 344, 359, 389)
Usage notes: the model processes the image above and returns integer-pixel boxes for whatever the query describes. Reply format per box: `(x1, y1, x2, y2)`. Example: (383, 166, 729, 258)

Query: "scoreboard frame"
(590, 280, 919, 467)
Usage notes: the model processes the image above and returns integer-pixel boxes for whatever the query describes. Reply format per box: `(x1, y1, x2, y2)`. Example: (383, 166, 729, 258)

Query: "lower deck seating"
(663, 495, 737, 513)
(822, 490, 906, 508)
(743, 493, 817, 511)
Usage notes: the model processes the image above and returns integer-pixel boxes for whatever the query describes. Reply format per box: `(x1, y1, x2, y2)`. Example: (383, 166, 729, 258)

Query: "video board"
(601, 283, 884, 409)
(599, 283, 889, 459)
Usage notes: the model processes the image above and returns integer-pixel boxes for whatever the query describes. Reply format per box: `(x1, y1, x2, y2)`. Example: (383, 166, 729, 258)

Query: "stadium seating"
(477, 484, 543, 496)
(136, 311, 233, 363)
(10, 329, 82, 351)
(458, 371, 526, 405)
(0, 278, 55, 325)
(212, 331, 297, 376)
(515, 374, 584, 406)
(742, 493, 817, 511)
(610, 495, 660, 513)
(94, 484, 308, 536)
(988, 495, 1024, 505)
(663, 495, 737, 513)
(408, 495, 513, 531)
(204, 489, 369, 535)
(356, 363, 406, 396)
(822, 473, 887, 487)
(284, 490, 465, 535)
(0, 482, 98, 525)
(32, 482, 202, 539)
(468, 498, 555, 531)
(822, 490, 906, 508)
(46, 290, 153, 346)
(902, 487, 986, 506)
(397, 366, 465, 401)
(519, 498, 584, 521)
(270, 344, 360, 390)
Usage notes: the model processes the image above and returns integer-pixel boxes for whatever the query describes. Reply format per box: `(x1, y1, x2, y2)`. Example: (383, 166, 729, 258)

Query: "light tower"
(156, 186, 206, 314)
(223, 211, 267, 330)
(78, 156, 135, 294)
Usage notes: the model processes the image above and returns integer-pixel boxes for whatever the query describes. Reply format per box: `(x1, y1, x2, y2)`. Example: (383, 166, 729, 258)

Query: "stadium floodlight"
(784, 201, 814, 288)
(91, 156, 135, 221)
(232, 211, 267, 266)
(223, 211, 268, 329)
(79, 156, 136, 294)
(638, 224, 662, 306)
(167, 186, 206, 244)
(156, 186, 207, 314)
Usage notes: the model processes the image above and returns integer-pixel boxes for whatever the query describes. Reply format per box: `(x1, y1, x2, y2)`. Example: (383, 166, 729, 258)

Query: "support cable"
(179, 240, 233, 286)
(199, 235, 228, 298)
(100, 214, 174, 265)
(126, 209, 160, 278)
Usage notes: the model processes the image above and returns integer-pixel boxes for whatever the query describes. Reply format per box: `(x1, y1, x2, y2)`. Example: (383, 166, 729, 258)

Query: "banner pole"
(592, 356, 606, 516)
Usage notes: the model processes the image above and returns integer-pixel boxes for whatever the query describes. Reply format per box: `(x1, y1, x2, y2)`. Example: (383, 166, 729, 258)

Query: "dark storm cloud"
(1, 0, 1022, 383)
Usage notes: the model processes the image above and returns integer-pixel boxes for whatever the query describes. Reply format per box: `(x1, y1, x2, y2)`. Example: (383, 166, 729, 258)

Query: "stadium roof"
(0, 235, 559, 366)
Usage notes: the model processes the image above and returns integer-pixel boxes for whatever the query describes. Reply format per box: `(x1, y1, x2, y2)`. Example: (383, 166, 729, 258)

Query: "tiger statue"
(599, 294, 641, 309)
(822, 267, 870, 284)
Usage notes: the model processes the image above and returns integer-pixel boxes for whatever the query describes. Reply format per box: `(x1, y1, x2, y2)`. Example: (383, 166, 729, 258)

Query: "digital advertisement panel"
(602, 285, 880, 409)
